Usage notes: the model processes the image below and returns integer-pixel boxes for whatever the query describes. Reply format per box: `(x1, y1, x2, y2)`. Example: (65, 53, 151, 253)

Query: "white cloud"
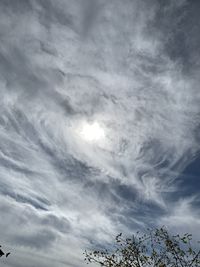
(0, 0, 199, 266)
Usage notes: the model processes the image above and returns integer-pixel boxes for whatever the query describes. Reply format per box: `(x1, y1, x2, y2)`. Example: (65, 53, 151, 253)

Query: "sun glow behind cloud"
(80, 122, 105, 142)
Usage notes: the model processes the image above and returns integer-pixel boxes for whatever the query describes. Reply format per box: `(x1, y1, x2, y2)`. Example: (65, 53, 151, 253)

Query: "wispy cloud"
(0, 0, 199, 266)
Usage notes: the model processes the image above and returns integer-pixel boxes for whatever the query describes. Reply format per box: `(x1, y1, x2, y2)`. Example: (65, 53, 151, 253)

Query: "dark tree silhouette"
(0, 246, 11, 258)
(0, 248, 4, 257)
(6, 252, 11, 257)
(84, 227, 200, 267)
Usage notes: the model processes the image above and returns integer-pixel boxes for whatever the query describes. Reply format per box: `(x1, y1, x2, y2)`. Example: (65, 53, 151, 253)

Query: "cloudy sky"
(0, 0, 200, 266)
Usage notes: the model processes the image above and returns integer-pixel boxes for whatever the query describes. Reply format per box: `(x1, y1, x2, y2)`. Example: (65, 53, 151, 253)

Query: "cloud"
(160, 196, 200, 244)
(0, 0, 199, 266)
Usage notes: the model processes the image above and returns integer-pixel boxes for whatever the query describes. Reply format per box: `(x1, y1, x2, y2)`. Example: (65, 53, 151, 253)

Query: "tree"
(84, 227, 200, 267)
(0, 246, 11, 258)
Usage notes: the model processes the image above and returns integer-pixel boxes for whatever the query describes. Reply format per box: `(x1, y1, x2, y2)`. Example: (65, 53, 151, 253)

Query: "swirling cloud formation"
(0, 0, 200, 266)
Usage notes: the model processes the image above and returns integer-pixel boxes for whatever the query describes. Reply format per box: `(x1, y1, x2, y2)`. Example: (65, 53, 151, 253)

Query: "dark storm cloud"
(0, 0, 199, 266)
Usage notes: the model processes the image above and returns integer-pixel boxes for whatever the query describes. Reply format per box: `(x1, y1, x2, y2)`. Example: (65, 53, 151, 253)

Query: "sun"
(80, 122, 105, 142)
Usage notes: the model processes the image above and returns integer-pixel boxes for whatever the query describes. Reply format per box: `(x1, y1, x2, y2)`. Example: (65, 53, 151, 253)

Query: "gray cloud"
(0, 0, 199, 266)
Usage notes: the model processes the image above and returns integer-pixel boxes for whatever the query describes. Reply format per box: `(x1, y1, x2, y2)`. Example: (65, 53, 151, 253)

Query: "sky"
(0, 0, 200, 266)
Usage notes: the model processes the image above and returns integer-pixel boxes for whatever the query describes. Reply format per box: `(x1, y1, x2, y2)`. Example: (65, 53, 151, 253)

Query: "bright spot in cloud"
(80, 122, 105, 142)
